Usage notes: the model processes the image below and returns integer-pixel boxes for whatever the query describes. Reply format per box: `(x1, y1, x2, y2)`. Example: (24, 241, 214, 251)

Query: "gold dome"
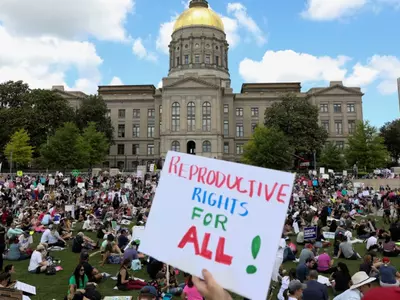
(173, 4, 224, 32)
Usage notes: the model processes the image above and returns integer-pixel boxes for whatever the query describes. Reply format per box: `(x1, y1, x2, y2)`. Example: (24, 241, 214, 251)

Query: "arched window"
(171, 141, 180, 152)
(202, 140, 211, 153)
(187, 102, 196, 131)
(202, 102, 211, 132)
(171, 102, 180, 131)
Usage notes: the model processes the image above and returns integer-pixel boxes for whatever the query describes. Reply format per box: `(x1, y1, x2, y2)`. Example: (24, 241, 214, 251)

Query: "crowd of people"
(0, 170, 399, 300)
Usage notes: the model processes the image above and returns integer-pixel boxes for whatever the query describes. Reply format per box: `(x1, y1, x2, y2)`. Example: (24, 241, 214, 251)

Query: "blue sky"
(0, 0, 399, 127)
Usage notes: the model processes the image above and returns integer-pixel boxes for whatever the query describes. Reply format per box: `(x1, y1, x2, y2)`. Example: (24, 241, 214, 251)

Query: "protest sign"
(322, 232, 335, 239)
(304, 226, 317, 240)
(140, 151, 295, 300)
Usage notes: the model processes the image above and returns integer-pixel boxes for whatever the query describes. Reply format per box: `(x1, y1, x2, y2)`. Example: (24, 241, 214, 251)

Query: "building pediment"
(164, 77, 220, 90)
(309, 84, 363, 96)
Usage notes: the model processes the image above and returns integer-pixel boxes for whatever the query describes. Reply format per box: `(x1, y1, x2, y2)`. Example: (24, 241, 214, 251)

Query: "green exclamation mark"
(246, 235, 261, 274)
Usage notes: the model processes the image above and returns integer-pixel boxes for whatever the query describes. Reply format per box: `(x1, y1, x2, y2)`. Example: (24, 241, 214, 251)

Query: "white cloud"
(132, 38, 158, 62)
(157, 80, 163, 88)
(0, 0, 134, 41)
(110, 76, 124, 85)
(156, 2, 264, 54)
(0, 0, 133, 94)
(301, 0, 400, 21)
(227, 3, 266, 45)
(239, 50, 400, 95)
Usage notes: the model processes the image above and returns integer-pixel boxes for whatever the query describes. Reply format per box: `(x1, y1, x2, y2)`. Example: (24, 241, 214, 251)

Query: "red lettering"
(168, 156, 181, 174)
(177, 226, 199, 255)
(215, 237, 233, 266)
(189, 165, 199, 180)
(227, 174, 247, 193)
(200, 233, 213, 260)
(277, 184, 290, 203)
(264, 182, 279, 202)
(215, 171, 226, 188)
(178, 163, 187, 179)
(198, 167, 207, 184)
(248, 180, 256, 198)
(257, 182, 263, 197)
(206, 170, 216, 185)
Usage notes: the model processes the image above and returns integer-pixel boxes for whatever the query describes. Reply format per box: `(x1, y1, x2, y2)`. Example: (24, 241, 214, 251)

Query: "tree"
(75, 95, 114, 144)
(0, 80, 30, 108)
(81, 122, 110, 168)
(346, 121, 389, 171)
(264, 93, 328, 154)
(380, 119, 400, 163)
(242, 126, 293, 170)
(319, 142, 346, 171)
(40, 122, 89, 170)
(4, 129, 33, 167)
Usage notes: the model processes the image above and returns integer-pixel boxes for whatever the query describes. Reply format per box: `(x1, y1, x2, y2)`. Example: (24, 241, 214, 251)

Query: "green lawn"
(6, 216, 400, 300)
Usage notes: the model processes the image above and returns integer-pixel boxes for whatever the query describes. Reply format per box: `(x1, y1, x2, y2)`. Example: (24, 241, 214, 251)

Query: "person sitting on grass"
(0, 272, 11, 288)
(383, 236, 400, 257)
(336, 235, 361, 260)
(5, 236, 31, 261)
(79, 252, 103, 283)
(379, 257, 400, 287)
(72, 232, 97, 253)
(116, 258, 148, 291)
(67, 264, 89, 300)
(148, 271, 169, 298)
(40, 224, 66, 248)
(138, 286, 158, 300)
(100, 234, 122, 266)
(28, 244, 49, 274)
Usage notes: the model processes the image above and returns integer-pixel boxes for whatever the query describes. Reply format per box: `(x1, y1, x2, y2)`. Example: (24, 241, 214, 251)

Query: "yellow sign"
(17, 170, 23, 177)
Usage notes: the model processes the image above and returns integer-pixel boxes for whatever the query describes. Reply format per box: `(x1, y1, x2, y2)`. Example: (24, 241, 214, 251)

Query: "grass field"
(6, 216, 400, 300)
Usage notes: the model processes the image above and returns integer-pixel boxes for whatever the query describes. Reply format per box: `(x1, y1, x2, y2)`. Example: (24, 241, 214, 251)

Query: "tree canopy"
(346, 121, 389, 171)
(380, 119, 400, 163)
(264, 93, 327, 155)
(81, 122, 110, 168)
(4, 129, 33, 167)
(242, 126, 293, 170)
(319, 142, 346, 171)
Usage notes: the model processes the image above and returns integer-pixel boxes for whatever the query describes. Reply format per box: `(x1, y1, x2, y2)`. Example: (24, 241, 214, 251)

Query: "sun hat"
(288, 280, 307, 293)
(363, 287, 400, 300)
(349, 271, 376, 289)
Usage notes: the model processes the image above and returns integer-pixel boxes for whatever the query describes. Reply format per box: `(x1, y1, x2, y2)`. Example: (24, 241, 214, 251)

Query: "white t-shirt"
(40, 229, 59, 244)
(276, 238, 286, 259)
(366, 236, 377, 250)
(28, 250, 43, 271)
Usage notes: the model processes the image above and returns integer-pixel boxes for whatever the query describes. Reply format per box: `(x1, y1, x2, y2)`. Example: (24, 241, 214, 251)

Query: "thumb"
(192, 269, 212, 297)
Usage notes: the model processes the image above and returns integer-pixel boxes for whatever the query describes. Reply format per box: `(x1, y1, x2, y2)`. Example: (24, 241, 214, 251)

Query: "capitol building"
(54, 0, 364, 170)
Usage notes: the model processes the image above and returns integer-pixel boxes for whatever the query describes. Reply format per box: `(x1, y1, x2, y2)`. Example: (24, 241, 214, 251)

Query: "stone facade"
(59, 0, 364, 170)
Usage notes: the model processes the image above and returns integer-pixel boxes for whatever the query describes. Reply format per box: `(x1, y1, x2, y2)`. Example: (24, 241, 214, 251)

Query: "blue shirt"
(296, 264, 309, 283)
(303, 280, 328, 300)
(42, 214, 51, 225)
(380, 265, 397, 284)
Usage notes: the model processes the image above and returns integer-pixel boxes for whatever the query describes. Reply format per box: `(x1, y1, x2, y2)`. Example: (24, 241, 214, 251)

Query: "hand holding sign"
(140, 152, 295, 300)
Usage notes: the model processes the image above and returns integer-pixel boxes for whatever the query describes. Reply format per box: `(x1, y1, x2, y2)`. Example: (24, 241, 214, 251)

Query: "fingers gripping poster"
(140, 151, 295, 300)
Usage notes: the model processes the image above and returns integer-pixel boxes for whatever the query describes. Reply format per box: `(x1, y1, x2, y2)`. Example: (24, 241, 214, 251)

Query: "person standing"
(0, 224, 6, 270)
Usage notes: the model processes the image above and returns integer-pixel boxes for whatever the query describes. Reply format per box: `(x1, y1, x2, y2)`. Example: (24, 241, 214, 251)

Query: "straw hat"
(349, 271, 376, 290)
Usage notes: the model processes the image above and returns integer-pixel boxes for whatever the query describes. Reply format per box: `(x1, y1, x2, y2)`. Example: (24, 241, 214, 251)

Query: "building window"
(171, 141, 180, 152)
(118, 124, 125, 138)
(215, 56, 219, 66)
(147, 124, 155, 137)
(236, 123, 244, 137)
(176, 57, 180, 65)
(132, 144, 139, 155)
(172, 102, 180, 131)
(202, 141, 211, 153)
(320, 104, 328, 113)
(117, 161, 124, 170)
(148, 109, 155, 118)
(347, 103, 355, 113)
(223, 104, 229, 114)
(106, 109, 111, 118)
(202, 102, 211, 132)
(195, 55, 200, 63)
(132, 124, 140, 137)
(133, 109, 140, 118)
(251, 123, 257, 133)
(333, 104, 342, 113)
(251, 107, 259, 117)
(117, 144, 125, 155)
(336, 141, 345, 150)
(236, 144, 244, 155)
(335, 121, 343, 135)
(205, 55, 210, 64)
(236, 108, 243, 117)
(186, 102, 196, 131)
(147, 144, 154, 155)
(118, 109, 125, 119)
(159, 105, 162, 130)
(348, 120, 356, 134)
(321, 121, 329, 132)
(184, 55, 189, 64)
(223, 120, 229, 136)
(224, 142, 229, 154)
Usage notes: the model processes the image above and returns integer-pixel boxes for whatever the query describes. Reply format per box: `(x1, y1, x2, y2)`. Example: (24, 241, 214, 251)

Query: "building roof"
(98, 85, 156, 95)
(240, 82, 302, 93)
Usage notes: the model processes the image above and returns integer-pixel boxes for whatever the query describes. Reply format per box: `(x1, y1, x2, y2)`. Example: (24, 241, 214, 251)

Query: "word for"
(192, 187, 248, 217)
(192, 206, 228, 231)
(177, 225, 233, 266)
(168, 156, 290, 204)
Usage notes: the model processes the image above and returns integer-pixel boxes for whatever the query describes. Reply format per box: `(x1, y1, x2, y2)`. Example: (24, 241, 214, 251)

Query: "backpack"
(46, 265, 57, 275)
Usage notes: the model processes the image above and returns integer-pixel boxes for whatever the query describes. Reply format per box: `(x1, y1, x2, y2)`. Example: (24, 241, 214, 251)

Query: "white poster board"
(139, 151, 295, 300)
(319, 167, 325, 174)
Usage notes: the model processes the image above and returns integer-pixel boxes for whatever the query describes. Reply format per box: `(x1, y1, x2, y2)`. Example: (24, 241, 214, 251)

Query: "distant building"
(56, 0, 364, 171)
(51, 85, 86, 110)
